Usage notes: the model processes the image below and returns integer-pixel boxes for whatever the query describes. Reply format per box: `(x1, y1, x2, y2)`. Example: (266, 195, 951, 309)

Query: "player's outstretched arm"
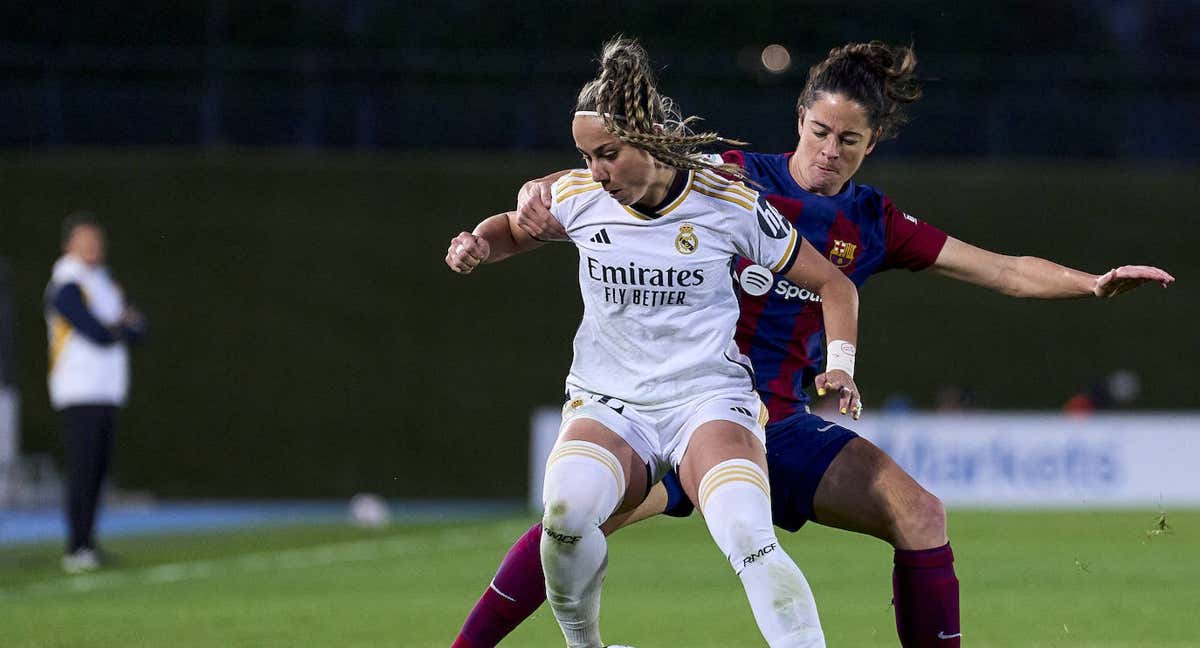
(445, 211, 543, 275)
(783, 238, 863, 419)
(515, 170, 571, 241)
(932, 237, 1174, 298)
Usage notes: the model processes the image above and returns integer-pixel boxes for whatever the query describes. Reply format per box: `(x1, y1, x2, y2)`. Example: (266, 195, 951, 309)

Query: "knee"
(540, 481, 613, 559)
(718, 512, 777, 562)
(891, 489, 947, 547)
(541, 440, 625, 537)
(542, 482, 598, 537)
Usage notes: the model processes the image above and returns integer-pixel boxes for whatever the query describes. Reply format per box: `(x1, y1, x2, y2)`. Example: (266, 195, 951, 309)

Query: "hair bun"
(798, 41, 922, 141)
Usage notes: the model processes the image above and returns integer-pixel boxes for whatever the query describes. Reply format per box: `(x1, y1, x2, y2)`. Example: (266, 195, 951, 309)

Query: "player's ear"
(865, 128, 880, 156)
(796, 107, 806, 136)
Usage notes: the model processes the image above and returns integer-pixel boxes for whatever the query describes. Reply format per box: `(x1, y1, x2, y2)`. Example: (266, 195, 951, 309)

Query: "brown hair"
(575, 36, 747, 178)
(796, 42, 922, 141)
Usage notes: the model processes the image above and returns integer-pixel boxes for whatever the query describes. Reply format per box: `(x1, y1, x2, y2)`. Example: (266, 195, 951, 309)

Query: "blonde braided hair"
(576, 37, 748, 180)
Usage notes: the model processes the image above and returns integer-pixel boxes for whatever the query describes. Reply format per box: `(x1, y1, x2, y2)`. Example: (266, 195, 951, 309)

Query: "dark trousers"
(61, 404, 117, 553)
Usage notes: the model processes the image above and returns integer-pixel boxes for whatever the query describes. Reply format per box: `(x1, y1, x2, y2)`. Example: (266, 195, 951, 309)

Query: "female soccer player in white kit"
(446, 38, 863, 648)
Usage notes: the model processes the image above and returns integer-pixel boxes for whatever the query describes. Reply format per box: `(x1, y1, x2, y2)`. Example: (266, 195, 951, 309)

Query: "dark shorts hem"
(660, 412, 859, 532)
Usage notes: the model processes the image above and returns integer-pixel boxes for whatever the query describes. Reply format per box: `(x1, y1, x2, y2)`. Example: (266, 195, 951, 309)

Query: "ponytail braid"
(576, 36, 748, 179)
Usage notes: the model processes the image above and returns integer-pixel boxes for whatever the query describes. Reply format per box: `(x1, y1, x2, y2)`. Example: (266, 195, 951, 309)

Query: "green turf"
(0, 510, 1196, 647)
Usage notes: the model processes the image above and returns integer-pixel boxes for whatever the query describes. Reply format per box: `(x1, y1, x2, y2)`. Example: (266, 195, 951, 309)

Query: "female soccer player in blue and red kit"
(450, 42, 1174, 648)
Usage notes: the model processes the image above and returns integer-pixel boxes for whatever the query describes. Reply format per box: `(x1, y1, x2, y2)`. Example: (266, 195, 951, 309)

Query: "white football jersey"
(551, 168, 803, 407)
(45, 255, 130, 409)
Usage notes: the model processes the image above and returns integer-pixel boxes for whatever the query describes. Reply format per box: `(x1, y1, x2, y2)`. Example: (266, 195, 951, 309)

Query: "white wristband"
(825, 340, 856, 378)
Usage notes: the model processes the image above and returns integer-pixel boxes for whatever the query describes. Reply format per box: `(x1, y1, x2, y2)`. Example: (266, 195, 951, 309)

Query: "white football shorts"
(559, 388, 769, 484)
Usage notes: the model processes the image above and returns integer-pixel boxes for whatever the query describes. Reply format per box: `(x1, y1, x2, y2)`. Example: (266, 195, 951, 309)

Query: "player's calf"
(541, 440, 625, 648)
(887, 487, 947, 550)
(699, 458, 825, 648)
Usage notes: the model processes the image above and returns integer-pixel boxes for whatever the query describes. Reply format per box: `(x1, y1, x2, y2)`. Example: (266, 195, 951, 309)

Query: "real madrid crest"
(675, 223, 699, 255)
(828, 239, 857, 268)
(562, 398, 585, 419)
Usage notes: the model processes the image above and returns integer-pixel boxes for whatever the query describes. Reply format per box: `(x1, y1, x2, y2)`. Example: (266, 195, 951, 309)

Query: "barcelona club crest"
(675, 223, 699, 255)
(828, 239, 857, 267)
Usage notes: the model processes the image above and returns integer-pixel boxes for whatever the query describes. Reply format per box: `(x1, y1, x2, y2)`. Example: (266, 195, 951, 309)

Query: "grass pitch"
(0, 510, 1196, 647)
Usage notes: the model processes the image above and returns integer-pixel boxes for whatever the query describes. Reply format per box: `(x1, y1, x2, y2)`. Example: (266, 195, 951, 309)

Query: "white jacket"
(45, 255, 129, 409)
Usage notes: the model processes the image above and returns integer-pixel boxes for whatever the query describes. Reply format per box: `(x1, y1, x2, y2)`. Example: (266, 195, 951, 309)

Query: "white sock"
(541, 440, 625, 648)
(699, 458, 825, 647)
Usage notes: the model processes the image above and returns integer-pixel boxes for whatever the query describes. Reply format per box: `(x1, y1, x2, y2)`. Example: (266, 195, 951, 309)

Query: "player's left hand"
(445, 232, 491, 274)
(1094, 265, 1175, 298)
(815, 369, 863, 420)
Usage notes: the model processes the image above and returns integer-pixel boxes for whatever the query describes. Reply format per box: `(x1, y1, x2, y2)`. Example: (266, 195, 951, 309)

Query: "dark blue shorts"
(661, 411, 858, 532)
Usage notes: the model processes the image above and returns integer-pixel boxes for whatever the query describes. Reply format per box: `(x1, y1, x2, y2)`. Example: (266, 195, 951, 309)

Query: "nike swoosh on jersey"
(815, 423, 837, 432)
(937, 631, 962, 639)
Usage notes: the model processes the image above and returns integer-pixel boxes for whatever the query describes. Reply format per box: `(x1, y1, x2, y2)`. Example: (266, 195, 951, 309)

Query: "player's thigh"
(811, 436, 930, 542)
(757, 413, 857, 531)
(676, 419, 767, 509)
(560, 417, 649, 515)
(600, 481, 668, 535)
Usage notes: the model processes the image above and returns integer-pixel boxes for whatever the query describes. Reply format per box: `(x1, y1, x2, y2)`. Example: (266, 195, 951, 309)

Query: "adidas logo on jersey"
(589, 228, 612, 244)
(729, 406, 754, 417)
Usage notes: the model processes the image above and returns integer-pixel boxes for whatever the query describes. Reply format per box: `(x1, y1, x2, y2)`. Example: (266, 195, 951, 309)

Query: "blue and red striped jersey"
(724, 150, 949, 420)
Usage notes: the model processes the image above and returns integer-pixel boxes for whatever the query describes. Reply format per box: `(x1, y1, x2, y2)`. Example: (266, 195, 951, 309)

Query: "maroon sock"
(452, 523, 547, 648)
(893, 542, 960, 647)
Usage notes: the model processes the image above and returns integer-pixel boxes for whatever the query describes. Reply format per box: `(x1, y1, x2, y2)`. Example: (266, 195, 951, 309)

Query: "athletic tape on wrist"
(825, 340, 856, 378)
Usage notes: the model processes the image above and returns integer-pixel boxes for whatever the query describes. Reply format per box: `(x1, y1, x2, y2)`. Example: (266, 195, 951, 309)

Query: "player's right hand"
(121, 306, 146, 329)
(445, 232, 491, 274)
(516, 179, 568, 241)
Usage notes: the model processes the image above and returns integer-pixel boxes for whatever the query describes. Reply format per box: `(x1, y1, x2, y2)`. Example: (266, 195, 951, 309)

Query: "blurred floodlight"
(761, 44, 792, 74)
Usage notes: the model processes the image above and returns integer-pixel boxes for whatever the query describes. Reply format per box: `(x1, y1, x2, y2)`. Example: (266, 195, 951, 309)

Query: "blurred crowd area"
(0, 1, 1197, 156)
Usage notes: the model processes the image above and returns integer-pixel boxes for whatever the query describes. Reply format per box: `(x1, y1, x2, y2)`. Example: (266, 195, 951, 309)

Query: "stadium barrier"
(529, 410, 1200, 510)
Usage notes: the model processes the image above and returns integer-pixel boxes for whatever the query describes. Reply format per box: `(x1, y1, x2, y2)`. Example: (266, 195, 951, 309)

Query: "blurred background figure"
(44, 213, 146, 573)
(1064, 369, 1142, 416)
(934, 384, 978, 413)
(0, 257, 17, 507)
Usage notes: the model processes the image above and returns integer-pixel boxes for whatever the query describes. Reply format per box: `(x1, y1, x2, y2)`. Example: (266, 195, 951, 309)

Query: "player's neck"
(636, 167, 679, 209)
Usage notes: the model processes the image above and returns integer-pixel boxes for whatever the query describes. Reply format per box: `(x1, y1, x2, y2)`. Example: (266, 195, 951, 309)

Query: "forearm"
(473, 212, 542, 264)
(1000, 256, 1097, 298)
(933, 238, 1098, 299)
(782, 243, 863, 414)
(817, 274, 859, 348)
(52, 284, 118, 345)
(784, 241, 859, 348)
